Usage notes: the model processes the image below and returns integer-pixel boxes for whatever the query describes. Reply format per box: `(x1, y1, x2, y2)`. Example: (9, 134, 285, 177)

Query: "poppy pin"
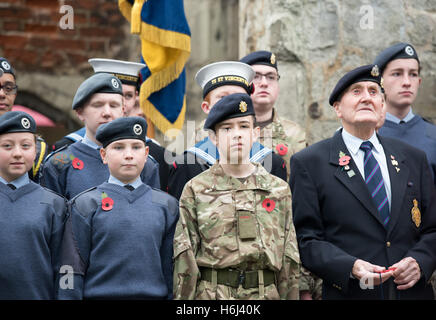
(101, 192, 114, 211)
(276, 144, 288, 156)
(70, 155, 84, 170)
(262, 198, 276, 213)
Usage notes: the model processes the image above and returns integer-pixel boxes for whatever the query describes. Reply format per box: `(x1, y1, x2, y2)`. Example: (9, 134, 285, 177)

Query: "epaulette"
(39, 187, 67, 217)
(70, 187, 100, 218)
(150, 187, 178, 211)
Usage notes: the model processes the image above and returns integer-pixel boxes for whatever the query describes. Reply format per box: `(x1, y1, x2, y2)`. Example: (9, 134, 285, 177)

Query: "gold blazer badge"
(411, 199, 421, 228)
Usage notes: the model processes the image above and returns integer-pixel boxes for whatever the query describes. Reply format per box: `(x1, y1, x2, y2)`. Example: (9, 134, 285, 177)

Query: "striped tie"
(360, 141, 390, 227)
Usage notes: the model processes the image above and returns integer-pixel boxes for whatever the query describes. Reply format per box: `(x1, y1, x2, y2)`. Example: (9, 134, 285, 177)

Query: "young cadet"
(40, 73, 160, 199)
(239, 51, 307, 180)
(0, 57, 48, 182)
(52, 58, 171, 192)
(168, 61, 287, 200)
(0, 111, 66, 299)
(57, 117, 178, 299)
(290, 65, 436, 299)
(374, 43, 436, 188)
(173, 93, 300, 300)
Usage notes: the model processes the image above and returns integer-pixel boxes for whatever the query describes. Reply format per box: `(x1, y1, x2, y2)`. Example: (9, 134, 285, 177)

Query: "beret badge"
(133, 123, 142, 135)
(1, 61, 11, 70)
(111, 78, 119, 89)
(371, 65, 379, 77)
(270, 53, 276, 65)
(405, 46, 414, 56)
(239, 101, 248, 113)
(21, 117, 31, 129)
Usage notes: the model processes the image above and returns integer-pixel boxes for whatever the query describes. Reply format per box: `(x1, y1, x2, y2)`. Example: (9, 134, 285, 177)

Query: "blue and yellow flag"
(119, 0, 191, 138)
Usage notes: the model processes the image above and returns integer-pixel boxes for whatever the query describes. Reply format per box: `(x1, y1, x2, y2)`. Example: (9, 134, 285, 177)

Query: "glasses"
(0, 83, 18, 95)
(253, 72, 280, 83)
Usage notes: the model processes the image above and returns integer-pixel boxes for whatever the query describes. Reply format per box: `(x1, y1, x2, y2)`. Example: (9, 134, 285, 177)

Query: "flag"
(119, 0, 191, 138)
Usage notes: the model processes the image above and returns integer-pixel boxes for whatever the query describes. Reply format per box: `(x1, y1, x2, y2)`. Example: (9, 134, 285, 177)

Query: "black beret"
(329, 65, 382, 106)
(0, 111, 36, 135)
(240, 50, 278, 70)
(0, 57, 15, 78)
(373, 43, 419, 74)
(204, 93, 255, 131)
(96, 116, 148, 148)
(72, 73, 123, 110)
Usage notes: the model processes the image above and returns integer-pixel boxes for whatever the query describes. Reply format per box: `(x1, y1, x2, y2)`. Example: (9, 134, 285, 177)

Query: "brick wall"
(0, 0, 128, 74)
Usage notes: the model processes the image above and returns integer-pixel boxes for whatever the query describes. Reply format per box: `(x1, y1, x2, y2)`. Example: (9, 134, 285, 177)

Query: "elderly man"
(289, 64, 436, 299)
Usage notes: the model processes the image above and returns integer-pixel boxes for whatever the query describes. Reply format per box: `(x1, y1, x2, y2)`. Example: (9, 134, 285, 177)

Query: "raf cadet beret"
(240, 50, 278, 70)
(96, 116, 148, 148)
(88, 58, 145, 86)
(0, 111, 36, 135)
(329, 64, 382, 106)
(0, 57, 15, 78)
(204, 93, 255, 131)
(195, 61, 255, 98)
(72, 73, 123, 110)
(373, 43, 419, 73)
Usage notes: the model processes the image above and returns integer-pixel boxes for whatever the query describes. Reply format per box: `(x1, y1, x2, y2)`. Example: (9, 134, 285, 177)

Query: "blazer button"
(386, 241, 391, 247)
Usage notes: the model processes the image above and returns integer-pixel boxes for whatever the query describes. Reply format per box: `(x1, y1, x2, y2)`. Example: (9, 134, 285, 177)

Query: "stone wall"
(239, 0, 436, 144)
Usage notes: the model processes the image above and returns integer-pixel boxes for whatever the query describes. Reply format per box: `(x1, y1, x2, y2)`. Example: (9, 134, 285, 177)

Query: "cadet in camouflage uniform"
(240, 51, 321, 300)
(173, 93, 300, 300)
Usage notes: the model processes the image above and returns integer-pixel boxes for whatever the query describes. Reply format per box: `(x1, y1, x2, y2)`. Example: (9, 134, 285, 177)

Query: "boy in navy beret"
(374, 43, 436, 189)
(57, 116, 178, 300)
(174, 93, 300, 300)
(40, 73, 160, 199)
(0, 111, 66, 299)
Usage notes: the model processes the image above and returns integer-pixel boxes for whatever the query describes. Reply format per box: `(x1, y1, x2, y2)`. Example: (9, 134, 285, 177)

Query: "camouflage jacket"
(173, 162, 300, 300)
(258, 109, 307, 180)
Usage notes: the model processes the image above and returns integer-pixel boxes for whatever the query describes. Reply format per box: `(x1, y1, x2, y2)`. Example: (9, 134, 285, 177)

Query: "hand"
(300, 290, 313, 300)
(390, 257, 421, 290)
(352, 259, 393, 286)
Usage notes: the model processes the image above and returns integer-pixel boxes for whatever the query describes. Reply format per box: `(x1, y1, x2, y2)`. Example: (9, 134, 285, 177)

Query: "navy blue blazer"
(289, 129, 436, 299)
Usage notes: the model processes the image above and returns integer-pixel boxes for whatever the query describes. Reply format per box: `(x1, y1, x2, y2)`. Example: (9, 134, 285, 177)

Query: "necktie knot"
(360, 141, 373, 152)
(7, 184, 16, 190)
(124, 184, 135, 191)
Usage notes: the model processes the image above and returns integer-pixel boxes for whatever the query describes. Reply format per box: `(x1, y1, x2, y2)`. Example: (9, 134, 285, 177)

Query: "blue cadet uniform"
(168, 61, 286, 200)
(0, 111, 67, 299)
(374, 43, 436, 187)
(0, 57, 49, 183)
(57, 117, 179, 300)
(40, 73, 160, 199)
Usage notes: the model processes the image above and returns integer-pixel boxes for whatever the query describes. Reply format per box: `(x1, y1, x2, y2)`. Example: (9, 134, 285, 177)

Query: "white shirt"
(341, 129, 392, 210)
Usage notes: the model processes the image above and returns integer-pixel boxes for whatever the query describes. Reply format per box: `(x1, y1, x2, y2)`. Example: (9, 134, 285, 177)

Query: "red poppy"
(262, 198, 276, 213)
(101, 196, 114, 211)
(72, 157, 84, 170)
(339, 155, 351, 166)
(276, 144, 288, 156)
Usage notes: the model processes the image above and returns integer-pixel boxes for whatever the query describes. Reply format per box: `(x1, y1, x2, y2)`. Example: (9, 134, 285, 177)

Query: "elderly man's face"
(334, 81, 385, 130)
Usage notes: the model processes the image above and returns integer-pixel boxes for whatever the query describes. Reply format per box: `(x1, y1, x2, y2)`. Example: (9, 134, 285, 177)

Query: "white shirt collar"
(341, 128, 382, 155)
(108, 175, 143, 189)
(385, 109, 415, 124)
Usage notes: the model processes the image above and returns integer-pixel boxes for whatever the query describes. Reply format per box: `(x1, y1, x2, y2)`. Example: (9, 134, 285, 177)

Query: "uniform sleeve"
(276, 191, 300, 300)
(173, 182, 201, 300)
(56, 199, 93, 300)
(160, 197, 180, 300)
(142, 158, 161, 189)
